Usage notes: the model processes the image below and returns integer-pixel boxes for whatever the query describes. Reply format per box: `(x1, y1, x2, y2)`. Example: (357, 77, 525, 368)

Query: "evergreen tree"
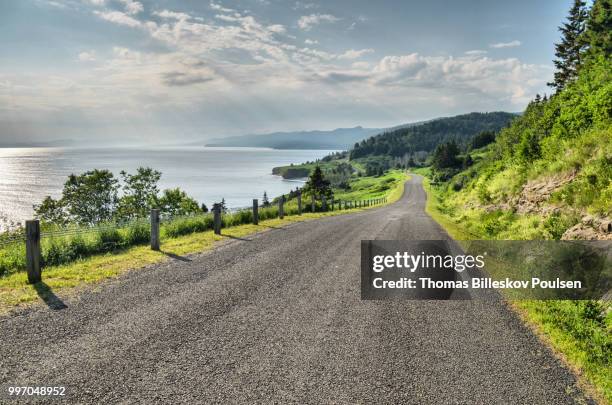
(262, 191, 270, 207)
(549, 0, 588, 90)
(431, 142, 461, 170)
(584, 0, 612, 57)
(305, 166, 332, 198)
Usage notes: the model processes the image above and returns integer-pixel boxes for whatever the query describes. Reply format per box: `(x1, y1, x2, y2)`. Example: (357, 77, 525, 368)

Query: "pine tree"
(584, 0, 612, 57)
(262, 191, 270, 207)
(306, 166, 332, 198)
(549, 0, 588, 90)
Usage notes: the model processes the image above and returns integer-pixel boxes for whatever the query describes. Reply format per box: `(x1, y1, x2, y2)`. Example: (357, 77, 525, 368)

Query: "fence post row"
(213, 203, 222, 235)
(253, 199, 259, 225)
(20, 191, 389, 284)
(150, 209, 160, 251)
(25, 220, 41, 284)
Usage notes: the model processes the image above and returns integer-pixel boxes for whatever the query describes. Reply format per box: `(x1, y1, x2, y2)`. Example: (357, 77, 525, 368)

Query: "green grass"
(0, 171, 408, 313)
(415, 169, 611, 404)
(333, 170, 407, 202)
(272, 160, 346, 179)
(515, 300, 611, 404)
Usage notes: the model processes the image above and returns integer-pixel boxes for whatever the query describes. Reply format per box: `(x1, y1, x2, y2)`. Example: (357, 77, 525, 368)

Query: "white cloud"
(304, 38, 318, 45)
(267, 24, 286, 33)
(154, 9, 190, 20)
(118, 0, 143, 15)
(210, 2, 234, 13)
(465, 50, 487, 56)
(77, 51, 96, 62)
(298, 14, 340, 30)
(371, 53, 548, 104)
(338, 48, 374, 60)
(94, 10, 141, 27)
(490, 40, 521, 49)
(47, 1, 68, 8)
(351, 61, 370, 69)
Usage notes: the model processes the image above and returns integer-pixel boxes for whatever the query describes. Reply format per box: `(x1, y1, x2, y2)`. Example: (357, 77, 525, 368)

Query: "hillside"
(429, 57, 611, 240)
(271, 112, 517, 178)
(415, 1, 611, 400)
(349, 112, 517, 159)
(206, 126, 382, 150)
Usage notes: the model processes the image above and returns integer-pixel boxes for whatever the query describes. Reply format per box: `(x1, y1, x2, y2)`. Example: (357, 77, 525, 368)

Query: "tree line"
(348, 112, 516, 160)
(34, 168, 210, 226)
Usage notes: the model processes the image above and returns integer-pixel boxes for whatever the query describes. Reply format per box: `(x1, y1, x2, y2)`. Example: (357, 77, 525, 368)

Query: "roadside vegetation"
(410, 1, 611, 401)
(0, 167, 407, 312)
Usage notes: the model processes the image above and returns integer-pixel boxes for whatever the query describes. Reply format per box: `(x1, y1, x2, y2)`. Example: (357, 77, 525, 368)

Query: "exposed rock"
(562, 220, 612, 240)
(515, 170, 577, 214)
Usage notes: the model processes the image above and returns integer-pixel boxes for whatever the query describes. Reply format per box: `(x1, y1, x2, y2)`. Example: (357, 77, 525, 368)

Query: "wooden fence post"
(331, 197, 334, 211)
(322, 196, 327, 211)
(279, 195, 285, 219)
(297, 191, 302, 215)
(213, 203, 222, 235)
(150, 209, 160, 251)
(25, 220, 41, 284)
(253, 199, 259, 225)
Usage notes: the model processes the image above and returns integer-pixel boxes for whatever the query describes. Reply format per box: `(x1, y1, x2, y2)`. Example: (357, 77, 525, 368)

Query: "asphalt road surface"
(0, 175, 592, 404)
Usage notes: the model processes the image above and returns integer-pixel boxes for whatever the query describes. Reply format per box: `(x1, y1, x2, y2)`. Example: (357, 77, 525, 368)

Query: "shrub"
(97, 228, 123, 252)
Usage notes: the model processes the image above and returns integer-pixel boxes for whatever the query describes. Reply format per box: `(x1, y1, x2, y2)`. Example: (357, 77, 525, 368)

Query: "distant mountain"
(205, 127, 384, 150)
(349, 112, 518, 159)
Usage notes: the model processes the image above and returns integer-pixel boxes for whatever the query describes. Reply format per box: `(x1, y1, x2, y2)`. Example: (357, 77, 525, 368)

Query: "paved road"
(0, 176, 591, 404)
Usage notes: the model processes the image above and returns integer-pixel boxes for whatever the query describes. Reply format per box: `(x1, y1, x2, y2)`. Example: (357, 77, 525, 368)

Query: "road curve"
(0, 175, 591, 404)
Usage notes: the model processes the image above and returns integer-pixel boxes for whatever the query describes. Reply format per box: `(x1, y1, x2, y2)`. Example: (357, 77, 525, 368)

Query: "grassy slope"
(415, 169, 611, 403)
(0, 171, 408, 314)
(272, 161, 342, 179)
(411, 59, 612, 401)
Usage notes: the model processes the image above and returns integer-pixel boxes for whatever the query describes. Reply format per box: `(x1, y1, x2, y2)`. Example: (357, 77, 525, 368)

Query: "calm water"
(0, 146, 332, 228)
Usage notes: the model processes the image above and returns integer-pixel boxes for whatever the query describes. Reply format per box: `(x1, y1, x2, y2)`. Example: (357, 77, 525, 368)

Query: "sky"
(0, 0, 573, 145)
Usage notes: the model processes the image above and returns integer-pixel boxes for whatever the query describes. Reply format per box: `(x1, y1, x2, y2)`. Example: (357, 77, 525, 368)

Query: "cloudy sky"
(0, 0, 571, 145)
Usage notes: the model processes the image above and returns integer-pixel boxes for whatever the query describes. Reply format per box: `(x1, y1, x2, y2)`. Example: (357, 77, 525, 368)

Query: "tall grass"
(0, 207, 280, 276)
(0, 171, 404, 277)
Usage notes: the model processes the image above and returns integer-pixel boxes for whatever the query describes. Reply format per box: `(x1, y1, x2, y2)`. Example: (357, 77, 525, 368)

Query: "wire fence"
(0, 231, 26, 248)
(0, 195, 388, 277)
(39, 217, 151, 239)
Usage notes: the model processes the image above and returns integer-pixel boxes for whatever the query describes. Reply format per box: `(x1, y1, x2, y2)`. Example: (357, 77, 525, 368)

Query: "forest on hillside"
(349, 112, 516, 159)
